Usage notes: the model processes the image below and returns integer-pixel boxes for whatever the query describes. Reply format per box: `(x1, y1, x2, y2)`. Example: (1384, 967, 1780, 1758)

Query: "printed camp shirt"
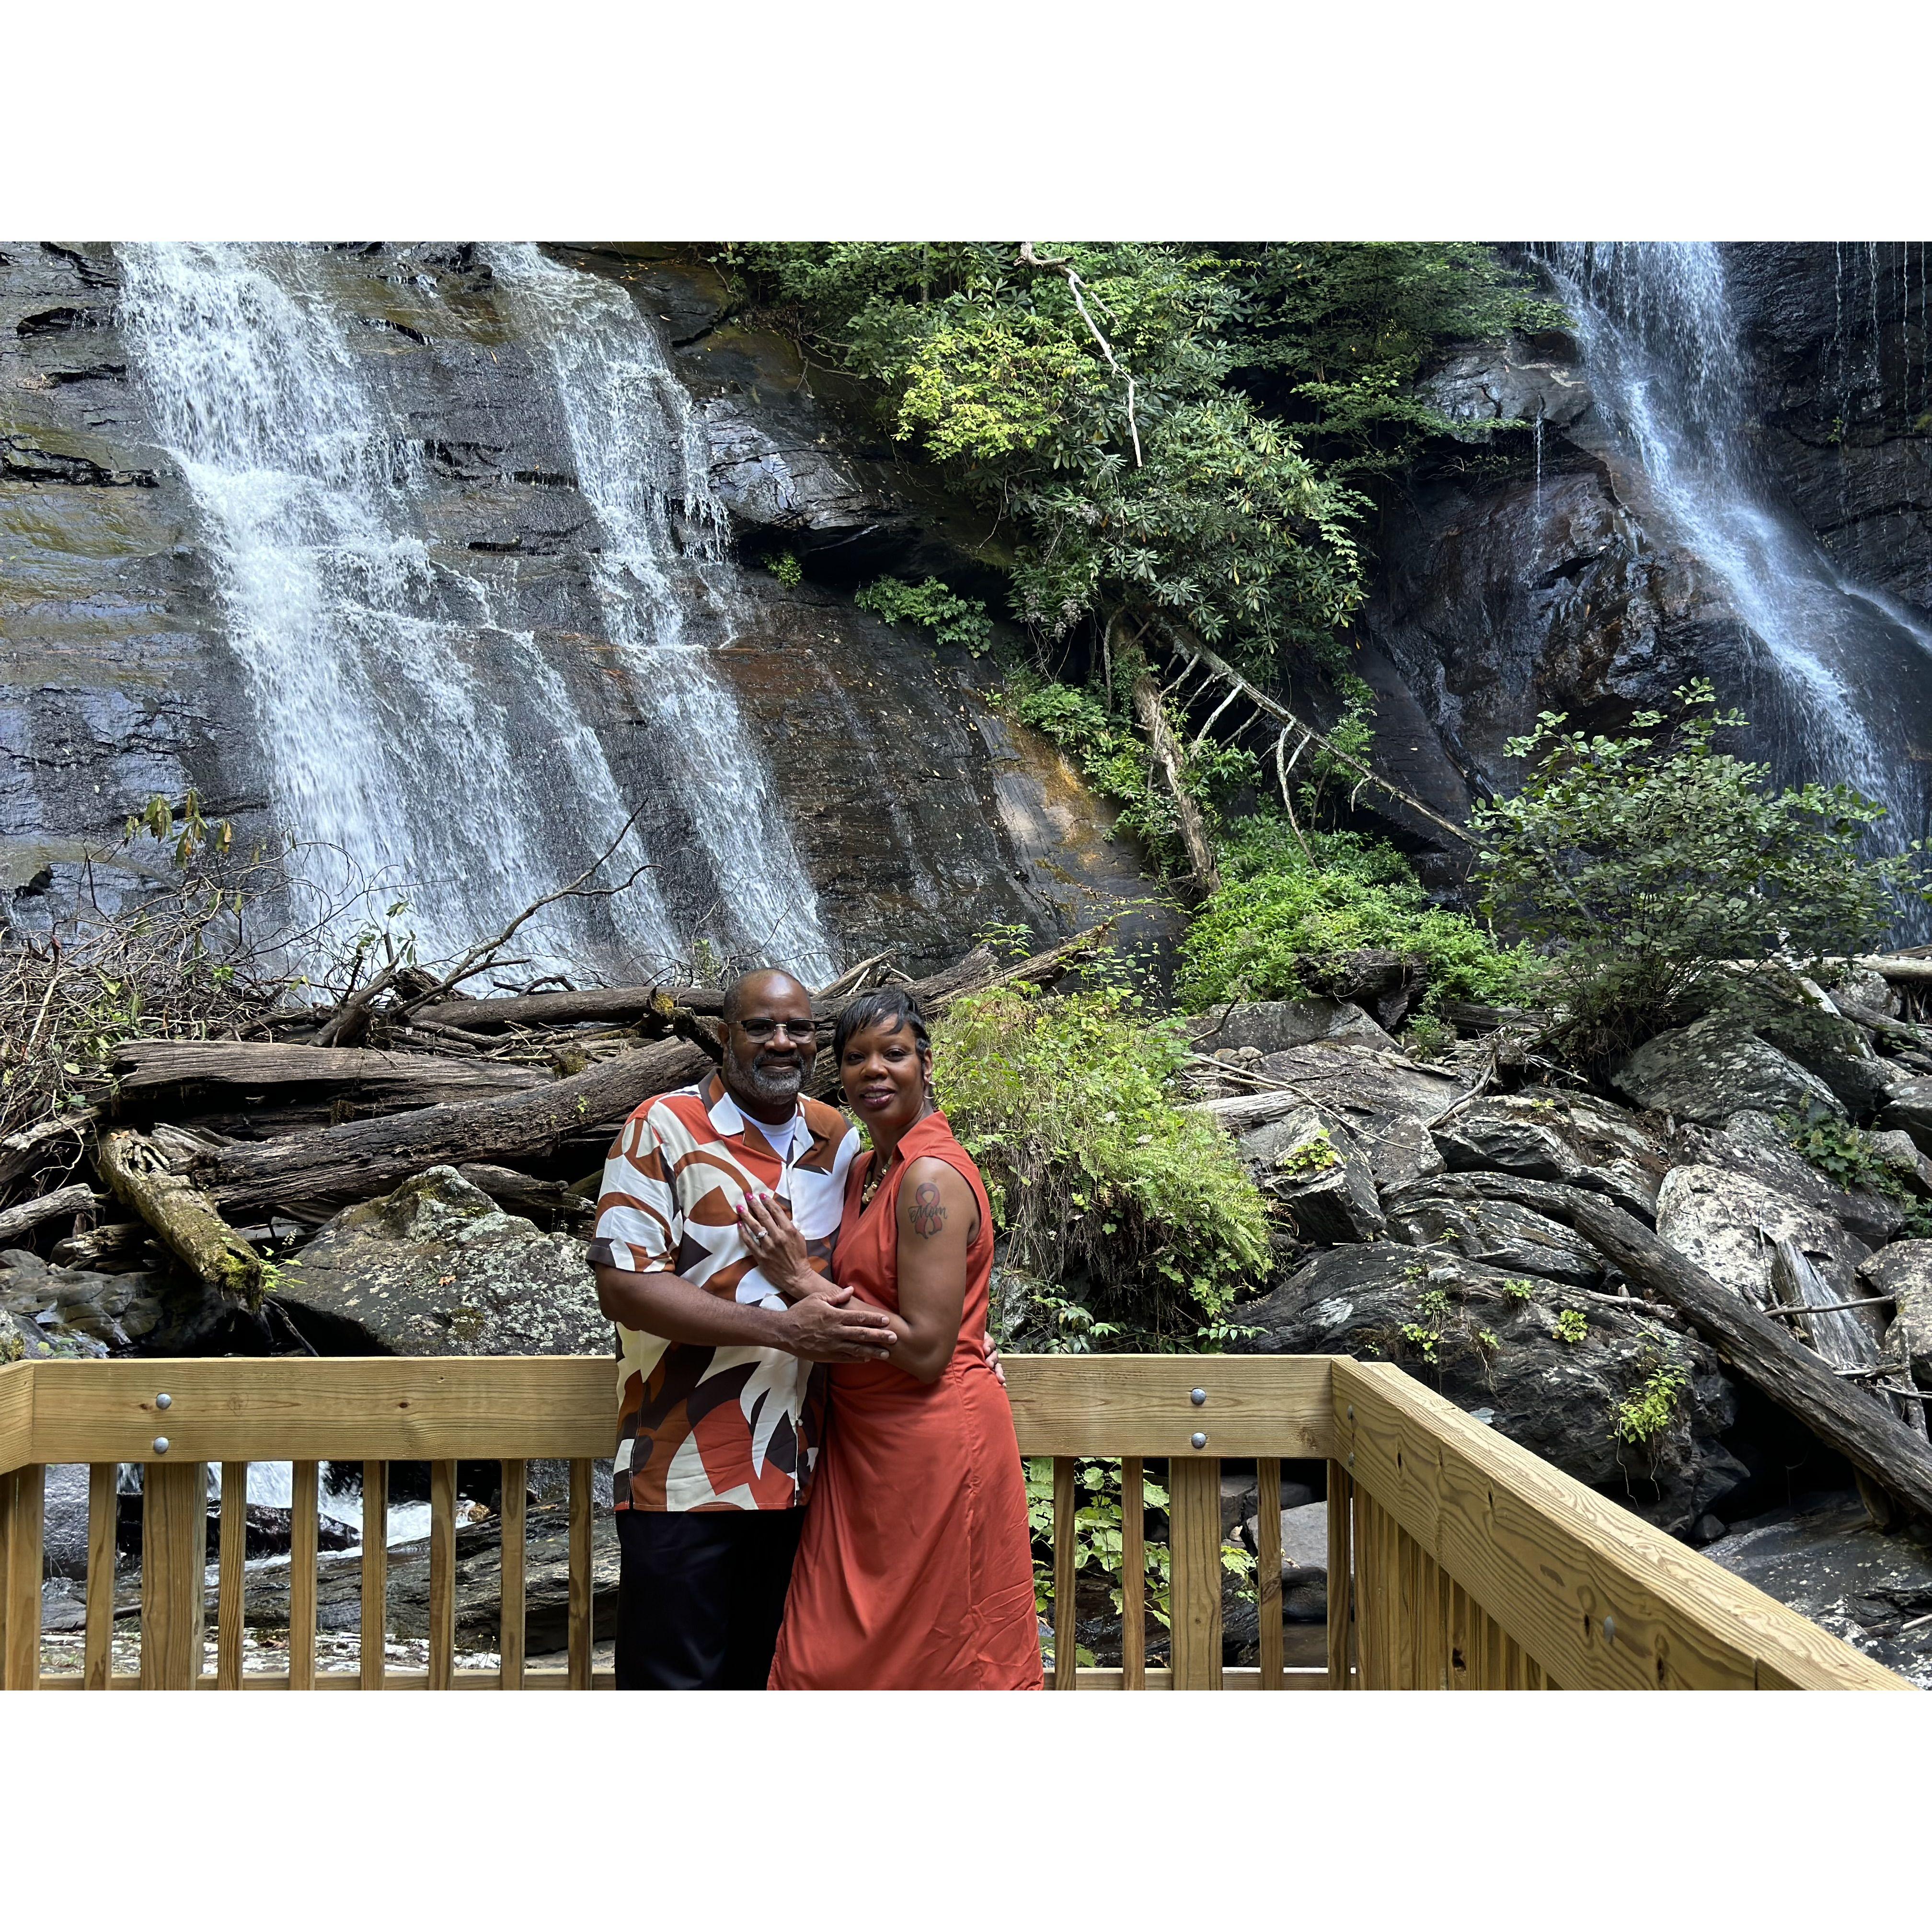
(588, 1071, 859, 1511)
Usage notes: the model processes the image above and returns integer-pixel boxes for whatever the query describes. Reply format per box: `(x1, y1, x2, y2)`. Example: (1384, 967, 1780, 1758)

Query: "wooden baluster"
(568, 1457, 592, 1690)
(85, 1463, 116, 1690)
(499, 1460, 526, 1691)
(1501, 1631, 1523, 1689)
(1395, 1520, 1420, 1690)
(1167, 1454, 1223, 1690)
(217, 1461, 247, 1689)
(1119, 1456, 1145, 1691)
(140, 1460, 206, 1690)
(360, 1460, 387, 1690)
(0, 1468, 10, 1675)
(1326, 1465, 1352, 1690)
(428, 1460, 457, 1690)
(3, 1465, 44, 1690)
(1448, 1580, 1471, 1689)
(1051, 1456, 1077, 1690)
(1255, 1456, 1283, 1690)
(289, 1461, 318, 1690)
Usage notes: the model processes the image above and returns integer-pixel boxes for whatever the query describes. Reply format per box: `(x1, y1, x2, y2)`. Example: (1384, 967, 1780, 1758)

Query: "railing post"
(500, 1459, 526, 1690)
(217, 1461, 247, 1689)
(1119, 1457, 1145, 1691)
(1255, 1456, 1283, 1690)
(568, 1457, 592, 1689)
(289, 1461, 318, 1690)
(1167, 1454, 1222, 1690)
(1327, 1463, 1353, 1690)
(1051, 1457, 1077, 1690)
(140, 1460, 206, 1690)
(428, 1460, 457, 1690)
(85, 1463, 116, 1689)
(3, 1465, 45, 1690)
(360, 1460, 387, 1690)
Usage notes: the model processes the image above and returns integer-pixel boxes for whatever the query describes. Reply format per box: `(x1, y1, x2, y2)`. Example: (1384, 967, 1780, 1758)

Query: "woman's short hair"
(831, 985, 931, 1063)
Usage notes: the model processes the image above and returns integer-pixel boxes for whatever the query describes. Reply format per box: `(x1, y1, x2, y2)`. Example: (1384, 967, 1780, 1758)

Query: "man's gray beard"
(726, 1045, 802, 1109)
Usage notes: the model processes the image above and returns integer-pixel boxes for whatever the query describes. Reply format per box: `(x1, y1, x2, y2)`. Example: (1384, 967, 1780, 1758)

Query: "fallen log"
(49, 1221, 150, 1269)
(1131, 664, 1220, 896)
(112, 1039, 548, 1106)
(97, 1128, 264, 1309)
(412, 984, 724, 1033)
(0, 1182, 100, 1245)
(0, 1106, 99, 1195)
(1550, 1188, 1932, 1525)
(194, 927, 1108, 1219)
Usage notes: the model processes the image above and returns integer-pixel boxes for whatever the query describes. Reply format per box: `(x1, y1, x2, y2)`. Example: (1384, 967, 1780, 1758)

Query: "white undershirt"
(745, 1111, 797, 1162)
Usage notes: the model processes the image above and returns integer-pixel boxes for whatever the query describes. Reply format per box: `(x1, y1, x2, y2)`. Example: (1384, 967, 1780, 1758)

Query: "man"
(589, 967, 897, 1690)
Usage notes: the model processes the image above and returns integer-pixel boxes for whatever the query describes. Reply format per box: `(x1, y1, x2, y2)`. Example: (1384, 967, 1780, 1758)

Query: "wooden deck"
(0, 1353, 1909, 1690)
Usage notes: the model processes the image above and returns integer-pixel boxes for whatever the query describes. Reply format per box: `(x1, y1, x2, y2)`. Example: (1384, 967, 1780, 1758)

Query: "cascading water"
(117, 242, 679, 975)
(485, 245, 836, 983)
(1534, 244, 1932, 905)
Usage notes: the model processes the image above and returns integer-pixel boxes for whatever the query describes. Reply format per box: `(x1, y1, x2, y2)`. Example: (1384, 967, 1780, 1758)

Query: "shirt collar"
(705, 1072, 805, 1160)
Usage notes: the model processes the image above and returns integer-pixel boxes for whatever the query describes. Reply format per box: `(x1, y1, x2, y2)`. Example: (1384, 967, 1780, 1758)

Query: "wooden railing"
(0, 1353, 1908, 1690)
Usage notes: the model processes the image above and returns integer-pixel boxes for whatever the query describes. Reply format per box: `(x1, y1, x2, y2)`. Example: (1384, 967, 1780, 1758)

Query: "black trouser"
(614, 1508, 804, 1690)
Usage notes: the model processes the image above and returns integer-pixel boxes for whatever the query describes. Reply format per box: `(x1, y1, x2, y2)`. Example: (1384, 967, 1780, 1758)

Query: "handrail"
(0, 1355, 1909, 1690)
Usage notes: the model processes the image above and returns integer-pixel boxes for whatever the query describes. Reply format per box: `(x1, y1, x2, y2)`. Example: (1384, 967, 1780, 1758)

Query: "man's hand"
(778, 1294, 898, 1364)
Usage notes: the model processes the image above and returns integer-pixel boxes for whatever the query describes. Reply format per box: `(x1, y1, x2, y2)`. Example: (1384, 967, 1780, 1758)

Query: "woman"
(735, 986, 1042, 1690)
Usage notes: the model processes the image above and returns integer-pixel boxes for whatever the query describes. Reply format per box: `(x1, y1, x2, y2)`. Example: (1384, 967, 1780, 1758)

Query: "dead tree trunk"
(1130, 670, 1220, 897)
(97, 1128, 264, 1309)
(0, 1183, 99, 1244)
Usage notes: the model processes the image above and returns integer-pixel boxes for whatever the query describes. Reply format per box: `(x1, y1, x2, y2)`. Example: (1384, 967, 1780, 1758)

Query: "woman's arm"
(737, 1159, 978, 1383)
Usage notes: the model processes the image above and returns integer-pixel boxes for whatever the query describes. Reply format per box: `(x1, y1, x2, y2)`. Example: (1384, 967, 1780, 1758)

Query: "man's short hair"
(721, 968, 810, 1028)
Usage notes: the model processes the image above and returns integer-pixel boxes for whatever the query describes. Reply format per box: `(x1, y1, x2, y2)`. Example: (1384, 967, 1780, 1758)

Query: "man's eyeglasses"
(738, 1018, 816, 1044)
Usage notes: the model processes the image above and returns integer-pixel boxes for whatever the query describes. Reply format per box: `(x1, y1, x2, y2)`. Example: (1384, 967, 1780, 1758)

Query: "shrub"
(1553, 1308, 1588, 1345)
(932, 978, 1273, 1341)
(854, 575, 995, 656)
(1176, 817, 1535, 1012)
(1613, 1360, 1690, 1446)
(1472, 681, 1931, 1061)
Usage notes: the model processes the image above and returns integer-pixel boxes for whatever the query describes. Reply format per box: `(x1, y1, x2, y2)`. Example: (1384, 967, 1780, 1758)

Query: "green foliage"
(854, 574, 995, 656)
(1477, 1329, 1502, 1355)
(726, 243, 1535, 681)
(1613, 1359, 1690, 1445)
(1553, 1308, 1588, 1346)
(127, 788, 232, 869)
(1416, 1288, 1452, 1321)
(766, 552, 803, 587)
(933, 977, 1273, 1339)
(1399, 1322, 1442, 1363)
(1026, 1458, 1170, 1642)
(1472, 682, 1932, 1060)
(1177, 817, 1536, 1012)
(1276, 1127, 1341, 1177)
(1501, 1278, 1537, 1304)
(1780, 1108, 1932, 1233)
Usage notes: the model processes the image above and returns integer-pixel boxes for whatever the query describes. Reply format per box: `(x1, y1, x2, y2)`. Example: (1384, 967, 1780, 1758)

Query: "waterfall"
(1534, 243, 1932, 895)
(485, 245, 836, 984)
(117, 242, 678, 977)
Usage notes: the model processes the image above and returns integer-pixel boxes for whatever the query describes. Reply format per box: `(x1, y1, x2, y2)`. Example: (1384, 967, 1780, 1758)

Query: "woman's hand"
(736, 1191, 824, 1300)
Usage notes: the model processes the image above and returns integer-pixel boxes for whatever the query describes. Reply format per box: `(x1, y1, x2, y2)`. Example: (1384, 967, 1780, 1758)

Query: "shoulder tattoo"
(909, 1179, 947, 1239)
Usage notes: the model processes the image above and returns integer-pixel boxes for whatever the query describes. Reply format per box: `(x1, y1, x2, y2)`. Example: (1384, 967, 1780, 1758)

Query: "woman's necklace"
(857, 1099, 935, 1212)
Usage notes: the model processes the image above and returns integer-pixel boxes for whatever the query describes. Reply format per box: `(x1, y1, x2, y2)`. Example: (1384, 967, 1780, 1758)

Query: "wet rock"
(1614, 1015, 1844, 1126)
(0, 1247, 233, 1357)
(1420, 337, 1593, 436)
(1432, 1092, 1666, 1219)
(1702, 1495, 1932, 1688)
(1231, 1242, 1744, 1535)
(1859, 1242, 1932, 1385)
(1381, 1174, 1607, 1288)
(274, 1166, 607, 1357)
(1654, 1162, 1871, 1307)
(1208, 998, 1395, 1056)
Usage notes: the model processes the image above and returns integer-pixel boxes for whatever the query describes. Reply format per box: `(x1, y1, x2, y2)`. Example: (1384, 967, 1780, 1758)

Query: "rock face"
(1702, 1496, 1932, 1690)
(1382, 1175, 1607, 1288)
(1232, 1242, 1745, 1534)
(274, 1167, 608, 1357)
(1206, 998, 1394, 1056)
(1614, 1017, 1844, 1127)
(0, 1247, 235, 1357)
(1238, 1108, 1385, 1244)
(1432, 1092, 1666, 1220)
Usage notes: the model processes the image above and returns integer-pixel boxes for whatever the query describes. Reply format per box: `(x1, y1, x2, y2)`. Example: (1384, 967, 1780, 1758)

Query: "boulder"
(1859, 1242, 1932, 1386)
(1242, 1499, 1330, 1622)
(1232, 1243, 1745, 1535)
(274, 1166, 607, 1357)
(1219, 1469, 1315, 1539)
(1614, 1015, 1844, 1126)
(1381, 1175, 1608, 1288)
(1241, 1109, 1384, 1244)
(1702, 1496, 1932, 1690)
(1209, 998, 1397, 1056)
(1879, 1077, 1932, 1157)
(1654, 1163, 1871, 1309)
(1433, 1092, 1667, 1220)
(1753, 1003, 1899, 1118)
(1868, 1129, 1932, 1200)
(1252, 1041, 1463, 1194)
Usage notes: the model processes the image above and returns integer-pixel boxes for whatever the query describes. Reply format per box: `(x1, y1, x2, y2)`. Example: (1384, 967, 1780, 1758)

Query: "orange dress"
(768, 1110, 1043, 1690)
